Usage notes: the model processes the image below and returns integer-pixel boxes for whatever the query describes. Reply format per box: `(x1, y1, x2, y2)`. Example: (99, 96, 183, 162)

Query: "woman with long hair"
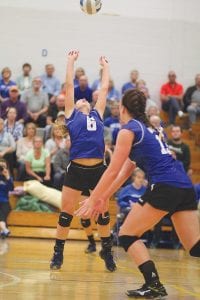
(50, 50, 116, 272)
(77, 89, 200, 298)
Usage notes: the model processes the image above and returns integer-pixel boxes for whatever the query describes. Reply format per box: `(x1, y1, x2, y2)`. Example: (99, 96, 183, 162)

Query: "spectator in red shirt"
(160, 71, 184, 125)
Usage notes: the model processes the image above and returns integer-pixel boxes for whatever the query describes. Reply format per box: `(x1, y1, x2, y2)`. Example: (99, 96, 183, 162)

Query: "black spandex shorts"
(63, 161, 107, 192)
(0, 202, 11, 222)
(139, 183, 197, 214)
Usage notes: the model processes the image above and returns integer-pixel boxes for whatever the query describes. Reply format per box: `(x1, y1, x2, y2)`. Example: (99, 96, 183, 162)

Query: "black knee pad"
(119, 235, 139, 252)
(97, 212, 110, 225)
(189, 240, 200, 257)
(58, 212, 73, 227)
(80, 218, 91, 228)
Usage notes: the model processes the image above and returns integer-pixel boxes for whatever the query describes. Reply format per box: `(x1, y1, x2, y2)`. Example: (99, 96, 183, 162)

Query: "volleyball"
(80, 0, 102, 15)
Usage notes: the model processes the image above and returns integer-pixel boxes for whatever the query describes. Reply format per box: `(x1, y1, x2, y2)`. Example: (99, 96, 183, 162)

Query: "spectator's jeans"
(27, 114, 47, 128)
(187, 104, 200, 124)
(16, 161, 26, 181)
(53, 171, 65, 191)
(162, 97, 182, 125)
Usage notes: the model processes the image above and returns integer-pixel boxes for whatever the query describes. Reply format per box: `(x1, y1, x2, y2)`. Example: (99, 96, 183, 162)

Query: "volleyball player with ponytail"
(50, 51, 116, 272)
(77, 89, 200, 298)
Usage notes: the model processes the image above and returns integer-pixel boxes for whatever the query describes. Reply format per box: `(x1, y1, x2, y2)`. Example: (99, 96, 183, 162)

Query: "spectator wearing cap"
(16, 63, 32, 94)
(1, 86, 27, 124)
(121, 69, 139, 94)
(0, 67, 16, 102)
(21, 77, 49, 128)
(47, 94, 65, 124)
(40, 64, 61, 104)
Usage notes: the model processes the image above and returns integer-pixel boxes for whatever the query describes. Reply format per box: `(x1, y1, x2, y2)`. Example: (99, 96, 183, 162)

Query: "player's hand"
(75, 197, 108, 219)
(68, 50, 79, 61)
(99, 56, 108, 67)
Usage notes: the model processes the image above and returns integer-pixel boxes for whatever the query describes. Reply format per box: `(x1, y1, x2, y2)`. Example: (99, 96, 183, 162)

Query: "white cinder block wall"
(0, 0, 200, 103)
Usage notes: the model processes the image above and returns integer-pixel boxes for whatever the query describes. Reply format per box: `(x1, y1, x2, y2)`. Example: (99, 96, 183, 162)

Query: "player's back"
(123, 119, 192, 188)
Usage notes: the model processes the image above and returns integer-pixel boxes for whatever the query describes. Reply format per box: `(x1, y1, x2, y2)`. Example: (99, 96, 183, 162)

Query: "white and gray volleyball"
(80, 0, 102, 15)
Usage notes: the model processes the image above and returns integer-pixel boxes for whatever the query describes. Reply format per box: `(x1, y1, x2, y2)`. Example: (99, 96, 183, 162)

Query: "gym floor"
(0, 238, 200, 299)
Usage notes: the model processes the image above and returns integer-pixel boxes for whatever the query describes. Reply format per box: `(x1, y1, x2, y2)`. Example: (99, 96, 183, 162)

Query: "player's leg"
(171, 210, 200, 256)
(90, 165, 117, 272)
(50, 186, 82, 270)
(80, 192, 96, 253)
(119, 203, 168, 298)
(97, 210, 117, 272)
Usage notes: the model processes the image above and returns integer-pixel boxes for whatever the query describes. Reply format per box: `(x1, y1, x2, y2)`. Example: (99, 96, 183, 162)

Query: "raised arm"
(94, 56, 109, 118)
(65, 50, 79, 118)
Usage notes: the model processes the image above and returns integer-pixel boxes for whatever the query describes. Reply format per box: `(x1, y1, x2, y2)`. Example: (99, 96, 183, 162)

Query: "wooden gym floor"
(0, 238, 200, 300)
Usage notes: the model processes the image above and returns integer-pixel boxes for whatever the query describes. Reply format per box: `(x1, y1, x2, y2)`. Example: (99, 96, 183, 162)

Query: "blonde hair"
(54, 119, 68, 138)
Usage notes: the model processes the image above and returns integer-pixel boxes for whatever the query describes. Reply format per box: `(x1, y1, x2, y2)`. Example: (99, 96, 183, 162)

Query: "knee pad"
(97, 212, 110, 225)
(119, 235, 139, 252)
(58, 212, 73, 227)
(80, 218, 91, 228)
(189, 240, 200, 257)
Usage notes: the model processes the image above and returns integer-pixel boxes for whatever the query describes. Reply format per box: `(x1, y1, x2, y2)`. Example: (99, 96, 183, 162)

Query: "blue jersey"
(0, 176, 14, 203)
(122, 119, 193, 188)
(117, 184, 146, 209)
(66, 109, 105, 161)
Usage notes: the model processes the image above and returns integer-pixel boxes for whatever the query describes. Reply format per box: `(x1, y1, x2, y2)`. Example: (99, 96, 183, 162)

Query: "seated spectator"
(136, 81, 158, 112)
(0, 159, 14, 238)
(91, 90, 111, 119)
(160, 71, 184, 125)
(4, 107, 23, 141)
(149, 115, 162, 130)
(183, 74, 200, 125)
(112, 168, 146, 244)
(25, 136, 51, 186)
(91, 69, 103, 91)
(74, 75, 93, 103)
(45, 124, 66, 163)
(107, 79, 120, 103)
(1, 86, 27, 124)
(52, 136, 71, 190)
(121, 69, 139, 94)
(16, 63, 32, 94)
(16, 123, 37, 180)
(146, 105, 160, 118)
(47, 94, 65, 124)
(104, 101, 121, 144)
(116, 168, 146, 215)
(44, 111, 66, 142)
(104, 138, 113, 166)
(74, 67, 85, 88)
(0, 67, 16, 102)
(0, 118, 16, 175)
(41, 64, 61, 104)
(167, 125, 191, 174)
(21, 77, 49, 128)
